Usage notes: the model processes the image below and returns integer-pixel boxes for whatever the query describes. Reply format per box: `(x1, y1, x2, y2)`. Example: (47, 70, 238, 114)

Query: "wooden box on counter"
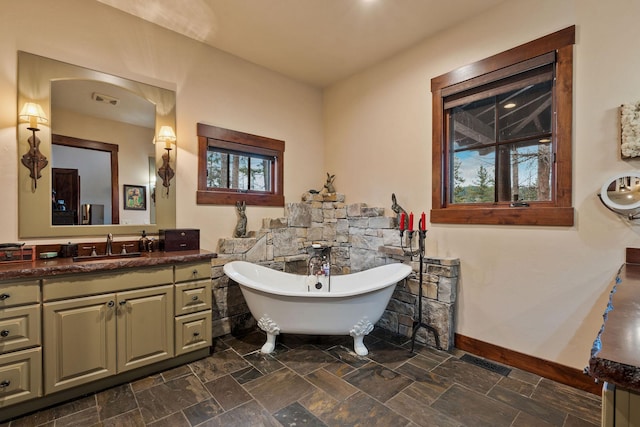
(0, 245, 35, 264)
(159, 229, 200, 252)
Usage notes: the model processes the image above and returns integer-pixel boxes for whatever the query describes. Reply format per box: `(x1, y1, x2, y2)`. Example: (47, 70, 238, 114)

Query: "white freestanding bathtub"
(223, 260, 413, 356)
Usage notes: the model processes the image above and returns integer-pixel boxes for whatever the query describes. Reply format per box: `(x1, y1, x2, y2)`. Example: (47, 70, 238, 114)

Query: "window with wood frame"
(197, 123, 284, 206)
(431, 26, 575, 226)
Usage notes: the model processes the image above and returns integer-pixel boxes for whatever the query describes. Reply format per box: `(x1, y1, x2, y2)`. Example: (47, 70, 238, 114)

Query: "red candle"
(399, 212, 406, 231)
(408, 212, 414, 231)
(420, 212, 426, 231)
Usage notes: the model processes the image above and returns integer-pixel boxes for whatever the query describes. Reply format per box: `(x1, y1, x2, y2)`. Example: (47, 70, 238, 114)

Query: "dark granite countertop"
(0, 250, 217, 281)
(589, 257, 640, 393)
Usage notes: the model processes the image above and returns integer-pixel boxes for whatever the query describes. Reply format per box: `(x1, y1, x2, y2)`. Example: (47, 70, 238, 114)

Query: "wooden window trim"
(431, 26, 575, 226)
(196, 123, 284, 206)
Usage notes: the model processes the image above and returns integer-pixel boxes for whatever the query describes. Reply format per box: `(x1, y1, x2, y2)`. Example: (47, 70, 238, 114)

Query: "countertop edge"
(589, 356, 640, 394)
(0, 250, 217, 280)
(588, 262, 640, 393)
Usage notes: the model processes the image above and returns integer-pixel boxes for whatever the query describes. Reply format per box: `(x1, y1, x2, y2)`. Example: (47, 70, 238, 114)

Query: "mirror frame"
(600, 172, 640, 211)
(18, 51, 176, 238)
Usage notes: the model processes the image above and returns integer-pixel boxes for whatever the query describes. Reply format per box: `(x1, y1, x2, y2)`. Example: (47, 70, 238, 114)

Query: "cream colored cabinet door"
(43, 294, 117, 394)
(116, 285, 174, 373)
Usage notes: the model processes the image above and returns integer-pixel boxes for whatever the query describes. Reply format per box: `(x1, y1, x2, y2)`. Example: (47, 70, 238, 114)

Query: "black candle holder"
(400, 218, 441, 352)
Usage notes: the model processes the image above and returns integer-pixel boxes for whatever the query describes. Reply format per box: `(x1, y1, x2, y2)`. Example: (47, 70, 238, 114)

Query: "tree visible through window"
(431, 26, 575, 226)
(206, 151, 272, 192)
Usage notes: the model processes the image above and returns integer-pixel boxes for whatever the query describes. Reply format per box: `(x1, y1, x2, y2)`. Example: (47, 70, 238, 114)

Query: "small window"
(197, 123, 284, 206)
(431, 26, 575, 226)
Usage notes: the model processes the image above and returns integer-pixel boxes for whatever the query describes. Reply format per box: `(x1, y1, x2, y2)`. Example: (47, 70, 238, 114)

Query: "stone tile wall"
(212, 192, 459, 350)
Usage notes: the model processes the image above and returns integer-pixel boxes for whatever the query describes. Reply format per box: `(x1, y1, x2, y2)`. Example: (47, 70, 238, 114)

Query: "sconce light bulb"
(157, 125, 176, 150)
(19, 102, 48, 129)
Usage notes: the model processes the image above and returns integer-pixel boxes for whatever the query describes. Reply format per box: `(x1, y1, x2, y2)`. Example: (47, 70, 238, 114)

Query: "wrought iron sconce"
(156, 126, 176, 195)
(18, 102, 49, 190)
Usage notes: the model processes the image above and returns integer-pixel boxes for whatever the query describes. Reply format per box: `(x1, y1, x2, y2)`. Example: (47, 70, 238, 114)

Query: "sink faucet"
(106, 233, 113, 256)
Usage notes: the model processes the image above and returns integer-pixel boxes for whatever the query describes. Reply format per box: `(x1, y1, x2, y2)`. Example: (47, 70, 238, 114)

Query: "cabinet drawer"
(0, 304, 40, 353)
(0, 280, 40, 308)
(175, 262, 211, 283)
(175, 280, 211, 316)
(43, 266, 173, 301)
(175, 311, 211, 356)
(0, 347, 42, 407)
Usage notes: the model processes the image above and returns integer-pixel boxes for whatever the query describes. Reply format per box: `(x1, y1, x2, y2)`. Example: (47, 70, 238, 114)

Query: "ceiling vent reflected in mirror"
(91, 92, 120, 106)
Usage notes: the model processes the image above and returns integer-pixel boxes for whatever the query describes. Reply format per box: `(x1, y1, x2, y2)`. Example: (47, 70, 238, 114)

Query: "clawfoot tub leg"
(257, 315, 280, 354)
(261, 333, 278, 354)
(350, 318, 374, 356)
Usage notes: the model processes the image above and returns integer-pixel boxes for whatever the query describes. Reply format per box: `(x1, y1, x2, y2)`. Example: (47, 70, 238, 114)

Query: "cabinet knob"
(0, 330, 9, 338)
(191, 295, 199, 301)
(107, 300, 115, 308)
(192, 269, 198, 277)
(193, 331, 200, 337)
(0, 380, 10, 388)
(0, 293, 10, 300)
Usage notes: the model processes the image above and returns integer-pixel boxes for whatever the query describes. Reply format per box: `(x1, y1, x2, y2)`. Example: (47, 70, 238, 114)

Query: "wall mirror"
(599, 173, 640, 219)
(18, 51, 176, 238)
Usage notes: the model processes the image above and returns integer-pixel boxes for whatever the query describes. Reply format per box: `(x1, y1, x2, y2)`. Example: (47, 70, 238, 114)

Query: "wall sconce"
(156, 125, 176, 195)
(19, 102, 49, 190)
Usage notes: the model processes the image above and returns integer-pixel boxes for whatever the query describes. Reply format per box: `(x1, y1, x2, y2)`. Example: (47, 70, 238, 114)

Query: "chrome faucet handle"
(121, 244, 134, 254)
(82, 245, 97, 257)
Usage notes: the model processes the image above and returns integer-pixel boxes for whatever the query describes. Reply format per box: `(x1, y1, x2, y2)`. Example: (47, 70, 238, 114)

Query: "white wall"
(0, 0, 325, 249)
(324, 0, 640, 369)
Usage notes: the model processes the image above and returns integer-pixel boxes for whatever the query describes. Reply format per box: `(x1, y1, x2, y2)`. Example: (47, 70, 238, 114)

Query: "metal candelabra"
(400, 218, 441, 352)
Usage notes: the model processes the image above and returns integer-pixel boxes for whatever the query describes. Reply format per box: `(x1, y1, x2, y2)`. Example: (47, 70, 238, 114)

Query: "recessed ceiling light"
(503, 102, 516, 109)
(539, 138, 551, 143)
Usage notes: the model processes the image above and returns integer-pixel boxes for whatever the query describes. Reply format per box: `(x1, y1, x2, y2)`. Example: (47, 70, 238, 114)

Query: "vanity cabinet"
(0, 279, 42, 407)
(42, 266, 174, 394)
(0, 253, 215, 421)
(42, 284, 174, 394)
(174, 262, 212, 356)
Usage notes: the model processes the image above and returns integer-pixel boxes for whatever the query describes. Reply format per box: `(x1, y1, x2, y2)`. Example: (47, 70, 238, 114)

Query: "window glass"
(206, 149, 273, 192)
(447, 75, 553, 204)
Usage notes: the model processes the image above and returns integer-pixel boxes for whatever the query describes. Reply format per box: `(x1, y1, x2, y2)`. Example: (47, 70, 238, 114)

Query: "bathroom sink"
(72, 252, 143, 262)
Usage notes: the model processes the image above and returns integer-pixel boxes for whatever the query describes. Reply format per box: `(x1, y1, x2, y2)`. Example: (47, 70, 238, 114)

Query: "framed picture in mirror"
(124, 185, 146, 210)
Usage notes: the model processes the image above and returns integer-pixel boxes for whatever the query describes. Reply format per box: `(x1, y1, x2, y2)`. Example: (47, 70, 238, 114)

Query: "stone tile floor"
(2, 329, 601, 426)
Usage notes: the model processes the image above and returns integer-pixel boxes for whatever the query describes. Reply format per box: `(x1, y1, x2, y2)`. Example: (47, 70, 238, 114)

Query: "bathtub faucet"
(308, 255, 328, 276)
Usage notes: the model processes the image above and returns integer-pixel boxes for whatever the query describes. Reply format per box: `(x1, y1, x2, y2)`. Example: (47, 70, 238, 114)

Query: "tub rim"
(223, 260, 412, 298)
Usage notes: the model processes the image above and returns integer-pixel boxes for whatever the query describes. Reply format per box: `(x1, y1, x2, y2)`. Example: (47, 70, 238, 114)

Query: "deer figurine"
(324, 173, 336, 193)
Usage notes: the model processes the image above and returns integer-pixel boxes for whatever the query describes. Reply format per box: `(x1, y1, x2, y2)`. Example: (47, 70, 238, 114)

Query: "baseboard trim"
(454, 334, 602, 395)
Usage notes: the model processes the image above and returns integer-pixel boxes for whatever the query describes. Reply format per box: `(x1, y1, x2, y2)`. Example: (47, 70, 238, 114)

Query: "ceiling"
(97, 0, 507, 88)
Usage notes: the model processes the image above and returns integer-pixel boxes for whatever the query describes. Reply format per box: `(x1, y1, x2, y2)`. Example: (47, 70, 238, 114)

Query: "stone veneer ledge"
(211, 192, 459, 350)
